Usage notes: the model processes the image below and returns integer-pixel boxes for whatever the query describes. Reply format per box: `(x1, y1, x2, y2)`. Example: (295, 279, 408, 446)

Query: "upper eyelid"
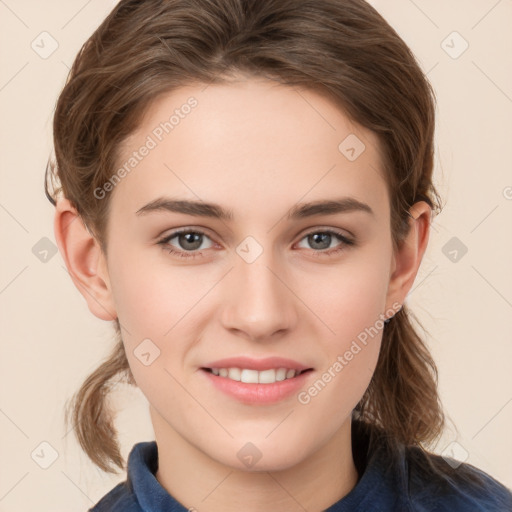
(158, 227, 216, 244)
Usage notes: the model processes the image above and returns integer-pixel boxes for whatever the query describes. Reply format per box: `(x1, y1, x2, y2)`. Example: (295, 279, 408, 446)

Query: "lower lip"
(201, 369, 313, 404)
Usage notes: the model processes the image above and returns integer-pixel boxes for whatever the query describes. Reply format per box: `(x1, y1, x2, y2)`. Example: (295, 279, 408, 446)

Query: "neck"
(151, 407, 359, 512)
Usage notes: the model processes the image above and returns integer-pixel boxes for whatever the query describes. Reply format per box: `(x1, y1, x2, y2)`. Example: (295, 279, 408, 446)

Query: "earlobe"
(54, 198, 117, 321)
(385, 201, 432, 310)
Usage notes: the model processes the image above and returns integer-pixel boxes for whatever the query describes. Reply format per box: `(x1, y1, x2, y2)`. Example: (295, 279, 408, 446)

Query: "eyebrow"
(135, 196, 374, 220)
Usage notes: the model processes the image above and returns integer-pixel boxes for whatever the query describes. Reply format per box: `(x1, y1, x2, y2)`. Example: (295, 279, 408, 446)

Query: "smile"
(205, 367, 311, 384)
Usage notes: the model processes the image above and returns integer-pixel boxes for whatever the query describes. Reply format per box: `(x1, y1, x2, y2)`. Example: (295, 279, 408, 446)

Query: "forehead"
(110, 77, 389, 221)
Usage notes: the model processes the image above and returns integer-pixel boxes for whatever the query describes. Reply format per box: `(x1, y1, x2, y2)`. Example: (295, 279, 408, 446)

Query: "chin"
(209, 438, 311, 473)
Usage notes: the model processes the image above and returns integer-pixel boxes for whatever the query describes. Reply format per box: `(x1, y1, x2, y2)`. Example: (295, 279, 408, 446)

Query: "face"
(101, 76, 401, 471)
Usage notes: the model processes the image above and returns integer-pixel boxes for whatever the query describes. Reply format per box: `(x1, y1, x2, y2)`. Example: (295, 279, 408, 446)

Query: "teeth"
(241, 369, 259, 383)
(228, 368, 241, 381)
(210, 367, 302, 384)
(275, 368, 287, 381)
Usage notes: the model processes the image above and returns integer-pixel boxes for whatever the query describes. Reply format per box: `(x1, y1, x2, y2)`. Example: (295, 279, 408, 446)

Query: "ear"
(54, 198, 117, 321)
(385, 201, 432, 311)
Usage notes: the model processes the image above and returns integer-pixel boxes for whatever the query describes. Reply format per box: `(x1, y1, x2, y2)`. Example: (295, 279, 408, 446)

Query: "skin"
(54, 76, 430, 512)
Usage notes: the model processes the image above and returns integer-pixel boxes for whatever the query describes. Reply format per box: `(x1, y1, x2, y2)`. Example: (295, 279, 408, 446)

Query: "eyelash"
(157, 228, 355, 260)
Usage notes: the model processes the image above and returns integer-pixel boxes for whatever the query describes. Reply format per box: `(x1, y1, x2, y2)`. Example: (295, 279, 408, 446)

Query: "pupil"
(180, 232, 202, 250)
(310, 233, 330, 250)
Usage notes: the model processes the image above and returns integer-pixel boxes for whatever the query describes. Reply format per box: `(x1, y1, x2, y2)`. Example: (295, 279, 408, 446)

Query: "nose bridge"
(221, 241, 297, 339)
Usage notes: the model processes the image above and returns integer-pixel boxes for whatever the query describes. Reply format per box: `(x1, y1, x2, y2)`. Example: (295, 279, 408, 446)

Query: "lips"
(202, 356, 312, 372)
(201, 366, 313, 404)
(200, 356, 314, 403)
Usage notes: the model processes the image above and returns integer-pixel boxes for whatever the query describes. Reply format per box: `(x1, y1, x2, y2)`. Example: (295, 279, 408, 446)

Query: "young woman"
(45, 0, 512, 510)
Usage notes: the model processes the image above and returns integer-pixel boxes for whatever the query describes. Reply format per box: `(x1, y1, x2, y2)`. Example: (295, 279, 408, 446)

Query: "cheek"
(106, 245, 214, 386)
(307, 247, 391, 340)
(297, 263, 389, 430)
(108, 244, 205, 334)
(300, 244, 390, 402)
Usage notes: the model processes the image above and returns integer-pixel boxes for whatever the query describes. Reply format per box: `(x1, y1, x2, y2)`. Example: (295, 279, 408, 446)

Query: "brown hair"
(46, 0, 485, 488)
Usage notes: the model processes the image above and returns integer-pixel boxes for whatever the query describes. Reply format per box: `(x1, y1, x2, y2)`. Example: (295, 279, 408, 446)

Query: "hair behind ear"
(64, 321, 135, 473)
(354, 307, 492, 489)
(355, 305, 444, 447)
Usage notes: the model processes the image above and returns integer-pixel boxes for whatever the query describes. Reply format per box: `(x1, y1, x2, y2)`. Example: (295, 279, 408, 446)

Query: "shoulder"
(402, 444, 512, 512)
(87, 441, 158, 512)
(358, 419, 512, 512)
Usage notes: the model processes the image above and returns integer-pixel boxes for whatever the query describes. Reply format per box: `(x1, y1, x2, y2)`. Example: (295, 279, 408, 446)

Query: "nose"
(220, 251, 298, 342)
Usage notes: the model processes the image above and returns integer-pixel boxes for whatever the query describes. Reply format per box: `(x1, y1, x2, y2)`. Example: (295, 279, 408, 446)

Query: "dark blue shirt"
(89, 420, 512, 511)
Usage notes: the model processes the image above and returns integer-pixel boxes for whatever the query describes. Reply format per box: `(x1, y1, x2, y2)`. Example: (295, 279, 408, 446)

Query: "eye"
(157, 229, 214, 259)
(295, 229, 355, 257)
(157, 227, 355, 260)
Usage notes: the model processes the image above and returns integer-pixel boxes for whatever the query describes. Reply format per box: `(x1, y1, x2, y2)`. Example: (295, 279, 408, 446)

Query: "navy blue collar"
(91, 418, 512, 511)
(128, 440, 188, 511)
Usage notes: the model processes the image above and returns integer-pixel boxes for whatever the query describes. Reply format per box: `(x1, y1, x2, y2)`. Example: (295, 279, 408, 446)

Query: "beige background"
(1, 0, 511, 510)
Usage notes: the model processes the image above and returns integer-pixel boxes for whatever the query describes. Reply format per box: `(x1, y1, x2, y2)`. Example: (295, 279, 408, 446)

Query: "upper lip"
(202, 356, 313, 372)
